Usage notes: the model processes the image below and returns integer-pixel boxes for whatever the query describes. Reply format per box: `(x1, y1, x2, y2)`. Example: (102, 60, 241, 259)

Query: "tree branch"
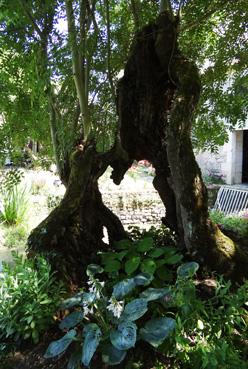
(105, 0, 115, 102)
(130, 0, 140, 31)
(18, 0, 42, 37)
(181, 1, 229, 32)
(66, 0, 91, 138)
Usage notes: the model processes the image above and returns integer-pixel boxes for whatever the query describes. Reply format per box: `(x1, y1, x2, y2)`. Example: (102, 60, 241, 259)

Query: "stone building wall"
(196, 122, 248, 185)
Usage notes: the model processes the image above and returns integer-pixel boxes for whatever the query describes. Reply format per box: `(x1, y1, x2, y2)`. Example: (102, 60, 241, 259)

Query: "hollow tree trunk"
(116, 11, 248, 280)
(27, 142, 127, 284)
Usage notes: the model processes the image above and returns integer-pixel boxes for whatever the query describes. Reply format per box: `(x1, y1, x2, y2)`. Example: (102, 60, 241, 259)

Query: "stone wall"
(102, 190, 165, 229)
(102, 186, 219, 229)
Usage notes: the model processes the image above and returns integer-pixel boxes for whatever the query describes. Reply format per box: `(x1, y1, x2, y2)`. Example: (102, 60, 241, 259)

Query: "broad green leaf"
(116, 251, 128, 260)
(86, 264, 103, 276)
(59, 311, 84, 330)
(139, 317, 176, 347)
(164, 254, 183, 265)
(177, 262, 199, 279)
(162, 247, 178, 257)
(136, 237, 154, 252)
(122, 298, 148, 321)
(102, 344, 127, 366)
(104, 260, 121, 273)
(82, 324, 102, 367)
(114, 239, 132, 250)
(155, 259, 167, 267)
(110, 322, 137, 350)
(44, 329, 77, 358)
(100, 252, 118, 265)
(148, 248, 166, 258)
(112, 278, 136, 299)
(124, 256, 141, 274)
(140, 288, 171, 302)
(140, 259, 157, 275)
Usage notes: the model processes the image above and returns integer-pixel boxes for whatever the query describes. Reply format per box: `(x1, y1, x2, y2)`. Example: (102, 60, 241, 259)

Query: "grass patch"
(210, 210, 248, 238)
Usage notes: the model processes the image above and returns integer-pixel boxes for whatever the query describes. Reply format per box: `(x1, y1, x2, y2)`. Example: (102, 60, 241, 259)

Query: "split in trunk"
(27, 141, 128, 284)
(116, 11, 248, 281)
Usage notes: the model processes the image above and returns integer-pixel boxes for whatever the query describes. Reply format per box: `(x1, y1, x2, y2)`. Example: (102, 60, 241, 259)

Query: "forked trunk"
(27, 142, 127, 284)
(28, 11, 247, 283)
(116, 11, 248, 280)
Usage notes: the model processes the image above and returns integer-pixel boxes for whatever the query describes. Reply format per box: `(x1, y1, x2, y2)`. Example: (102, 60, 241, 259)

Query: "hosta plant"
(99, 236, 183, 285)
(44, 262, 199, 367)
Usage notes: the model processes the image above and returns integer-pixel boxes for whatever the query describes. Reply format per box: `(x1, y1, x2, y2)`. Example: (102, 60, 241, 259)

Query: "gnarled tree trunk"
(28, 142, 128, 284)
(116, 11, 248, 281)
(28, 11, 247, 284)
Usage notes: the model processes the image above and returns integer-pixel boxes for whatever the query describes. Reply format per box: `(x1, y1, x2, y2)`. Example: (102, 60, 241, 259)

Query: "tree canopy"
(0, 0, 247, 163)
(0, 0, 247, 283)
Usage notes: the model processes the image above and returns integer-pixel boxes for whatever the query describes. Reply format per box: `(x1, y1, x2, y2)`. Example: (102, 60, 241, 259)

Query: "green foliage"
(169, 277, 248, 369)
(0, 169, 29, 225)
(210, 210, 248, 238)
(45, 259, 199, 367)
(99, 230, 182, 286)
(203, 171, 225, 185)
(47, 194, 62, 210)
(3, 223, 28, 248)
(0, 253, 64, 346)
(45, 232, 247, 368)
(180, 0, 248, 151)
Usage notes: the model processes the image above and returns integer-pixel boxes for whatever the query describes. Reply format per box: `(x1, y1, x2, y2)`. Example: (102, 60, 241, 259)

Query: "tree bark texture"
(27, 142, 127, 284)
(116, 11, 248, 280)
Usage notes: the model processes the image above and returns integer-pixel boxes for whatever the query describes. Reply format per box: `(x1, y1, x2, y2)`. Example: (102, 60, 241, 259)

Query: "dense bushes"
(0, 253, 64, 353)
(210, 210, 248, 238)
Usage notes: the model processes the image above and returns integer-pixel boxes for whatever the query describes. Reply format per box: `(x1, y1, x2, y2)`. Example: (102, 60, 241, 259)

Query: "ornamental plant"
(0, 253, 64, 344)
(99, 236, 183, 285)
(0, 169, 29, 225)
(44, 261, 199, 367)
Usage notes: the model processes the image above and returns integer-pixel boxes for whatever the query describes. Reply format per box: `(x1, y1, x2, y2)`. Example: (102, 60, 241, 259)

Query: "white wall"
(196, 126, 248, 185)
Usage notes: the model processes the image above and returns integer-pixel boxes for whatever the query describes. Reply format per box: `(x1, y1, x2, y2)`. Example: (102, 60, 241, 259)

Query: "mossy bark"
(116, 11, 248, 280)
(27, 142, 127, 284)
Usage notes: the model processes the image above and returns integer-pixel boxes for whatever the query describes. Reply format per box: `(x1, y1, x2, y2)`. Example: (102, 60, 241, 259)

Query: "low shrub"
(169, 277, 248, 369)
(210, 210, 248, 238)
(203, 170, 225, 185)
(3, 224, 28, 248)
(0, 253, 64, 347)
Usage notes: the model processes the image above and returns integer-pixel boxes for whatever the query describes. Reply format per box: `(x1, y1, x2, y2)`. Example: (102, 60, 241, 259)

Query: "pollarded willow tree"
(0, 0, 247, 283)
